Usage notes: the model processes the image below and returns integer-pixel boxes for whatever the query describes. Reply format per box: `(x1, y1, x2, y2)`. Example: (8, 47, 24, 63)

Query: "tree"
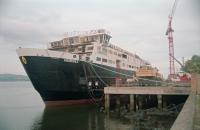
(182, 55, 200, 74)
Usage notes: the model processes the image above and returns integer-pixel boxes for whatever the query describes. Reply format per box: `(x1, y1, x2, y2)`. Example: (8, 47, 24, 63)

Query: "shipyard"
(0, 0, 200, 130)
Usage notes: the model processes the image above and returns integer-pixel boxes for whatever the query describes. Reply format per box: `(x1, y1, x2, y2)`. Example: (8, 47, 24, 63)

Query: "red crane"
(165, 0, 179, 80)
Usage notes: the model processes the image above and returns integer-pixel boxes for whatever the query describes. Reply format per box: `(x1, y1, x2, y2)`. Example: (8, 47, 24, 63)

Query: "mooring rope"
(89, 63, 109, 87)
(82, 62, 104, 105)
(84, 61, 185, 86)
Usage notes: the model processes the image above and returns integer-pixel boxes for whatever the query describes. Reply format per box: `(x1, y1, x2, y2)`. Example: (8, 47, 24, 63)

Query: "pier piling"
(105, 94, 110, 114)
(116, 96, 121, 116)
(157, 94, 162, 110)
(129, 94, 135, 111)
(104, 86, 190, 113)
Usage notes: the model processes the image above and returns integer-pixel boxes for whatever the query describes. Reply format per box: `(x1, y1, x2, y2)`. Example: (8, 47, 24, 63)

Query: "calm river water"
(0, 81, 176, 130)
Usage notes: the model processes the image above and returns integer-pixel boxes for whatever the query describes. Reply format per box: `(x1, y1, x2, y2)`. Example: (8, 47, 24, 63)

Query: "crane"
(165, 0, 179, 80)
(169, 54, 184, 68)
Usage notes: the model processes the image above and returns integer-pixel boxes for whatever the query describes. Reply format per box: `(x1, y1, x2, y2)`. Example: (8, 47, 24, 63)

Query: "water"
(0, 81, 176, 130)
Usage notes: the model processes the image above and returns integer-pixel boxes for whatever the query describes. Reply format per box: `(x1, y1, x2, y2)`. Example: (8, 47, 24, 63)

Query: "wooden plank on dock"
(104, 86, 191, 95)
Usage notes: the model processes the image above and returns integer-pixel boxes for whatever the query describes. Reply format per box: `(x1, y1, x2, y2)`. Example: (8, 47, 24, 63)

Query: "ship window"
(129, 65, 131, 68)
(87, 53, 91, 56)
(69, 38, 74, 43)
(91, 37, 95, 42)
(70, 48, 75, 52)
(96, 57, 101, 61)
(78, 48, 82, 51)
(122, 54, 127, 59)
(100, 35, 103, 43)
(87, 46, 93, 50)
(73, 55, 76, 58)
(102, 58, 107, 63)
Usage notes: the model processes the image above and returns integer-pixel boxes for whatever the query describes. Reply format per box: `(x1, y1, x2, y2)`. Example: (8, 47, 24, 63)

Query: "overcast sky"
(0, 0, 199, 78)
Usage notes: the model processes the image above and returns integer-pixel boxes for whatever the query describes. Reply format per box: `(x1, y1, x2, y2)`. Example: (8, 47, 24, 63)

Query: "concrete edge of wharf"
(171, 74, 200, 130)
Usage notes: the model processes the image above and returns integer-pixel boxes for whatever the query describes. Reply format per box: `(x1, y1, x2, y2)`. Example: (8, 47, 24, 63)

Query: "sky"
(0, 0, 200, 78)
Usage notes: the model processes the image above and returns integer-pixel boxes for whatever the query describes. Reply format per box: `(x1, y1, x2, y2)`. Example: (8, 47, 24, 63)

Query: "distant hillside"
(0, 74, 29, 81)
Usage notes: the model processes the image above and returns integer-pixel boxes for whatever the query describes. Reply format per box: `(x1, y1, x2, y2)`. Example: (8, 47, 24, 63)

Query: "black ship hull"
(19, 55, 134, 103)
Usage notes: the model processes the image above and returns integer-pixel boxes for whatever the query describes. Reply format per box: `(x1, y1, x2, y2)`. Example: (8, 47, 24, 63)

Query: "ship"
(16, 29, 148, 105)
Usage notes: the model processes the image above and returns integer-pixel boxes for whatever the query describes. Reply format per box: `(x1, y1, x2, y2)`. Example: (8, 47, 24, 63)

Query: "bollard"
(162, 96, 167, 108)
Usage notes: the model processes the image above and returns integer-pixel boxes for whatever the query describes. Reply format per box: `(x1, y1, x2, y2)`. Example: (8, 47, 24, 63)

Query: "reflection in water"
(31, 110, 44, 130)
(0, 82, 176, 130)
(36, 105, 104, 130)
(31, 105, 175, 130)
(31, 105, 108, 130)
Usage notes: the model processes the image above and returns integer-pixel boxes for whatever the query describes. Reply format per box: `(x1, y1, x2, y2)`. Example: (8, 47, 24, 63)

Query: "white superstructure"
(48, 29, 148, 71)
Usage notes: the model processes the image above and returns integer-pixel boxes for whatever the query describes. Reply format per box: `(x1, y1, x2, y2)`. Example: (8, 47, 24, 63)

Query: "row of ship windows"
(98, 47, 137, 61)
(51, 41, 63, 47)
(73, 45, 141, 65)
(65, 34, 109, 44)
(73, 46, 94, 52)
(96, 57, 115, 64)
(96, 57, 138, 69)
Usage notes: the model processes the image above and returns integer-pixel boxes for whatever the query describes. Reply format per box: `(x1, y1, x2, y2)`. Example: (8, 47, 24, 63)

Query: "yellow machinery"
(135, 65, 162, 86)
(136, 65, 162, 78)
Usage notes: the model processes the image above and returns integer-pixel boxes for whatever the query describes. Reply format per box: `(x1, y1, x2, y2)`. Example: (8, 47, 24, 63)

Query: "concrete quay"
(104, 74, 200, 130)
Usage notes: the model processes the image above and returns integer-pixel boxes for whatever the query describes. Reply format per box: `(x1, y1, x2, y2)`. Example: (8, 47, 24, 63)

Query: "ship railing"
(64, 29, 111, 38)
